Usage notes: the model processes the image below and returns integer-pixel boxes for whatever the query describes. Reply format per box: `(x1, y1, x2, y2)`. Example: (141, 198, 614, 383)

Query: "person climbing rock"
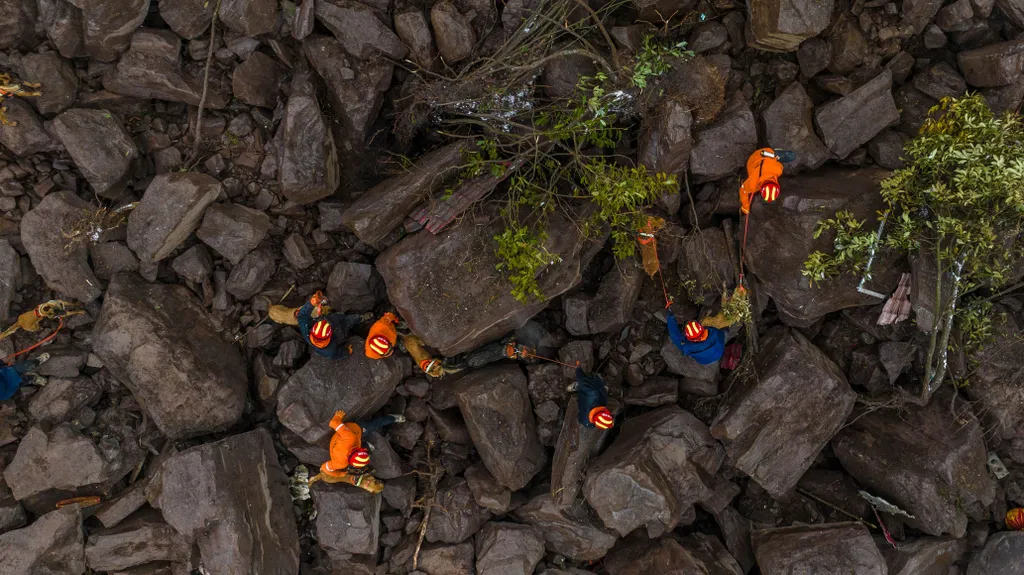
(0, 353, 50, 401)
(666, 311, 727, 365)
(365, 312, 400, 360)
(453, 338, 535, 370)
(0, 73, 42, 126)
(402, 333, 460, 378)
(0, 299, 85, 341)
(567, 368, 614, 430)
(296, 291, 366, 360)
(308, 409, 406, 494)
(738, 148, 795, 214)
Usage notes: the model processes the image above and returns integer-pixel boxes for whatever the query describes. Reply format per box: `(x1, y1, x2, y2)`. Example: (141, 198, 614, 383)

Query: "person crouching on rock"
(738, 148, 794, 214)
(308, 410, 406, 493)
(365, 312, 400, 360)
(0, 353, 49, 400)
(568, 368, 614, 431)
(667, 311, 727, 365)
(297, 291, 367, 359)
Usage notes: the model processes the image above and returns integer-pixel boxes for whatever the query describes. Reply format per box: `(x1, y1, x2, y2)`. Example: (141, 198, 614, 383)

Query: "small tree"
(802, 94, 1024, 403)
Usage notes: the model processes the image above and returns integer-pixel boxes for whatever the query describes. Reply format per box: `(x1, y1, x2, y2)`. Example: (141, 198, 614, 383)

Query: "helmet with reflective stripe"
(589, 407, 614, 430)
(310, 320, 332, 348)
(760, 179, 780, 203)
(348, 448, 371, 468)
(684, 320, 708, 342)
(367, 334, 393, 358)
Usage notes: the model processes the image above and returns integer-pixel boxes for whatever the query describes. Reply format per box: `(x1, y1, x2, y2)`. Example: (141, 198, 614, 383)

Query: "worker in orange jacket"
(738, 148, 794, 214)
(365, 312, 400, 360)
(309, 410, 406, 493)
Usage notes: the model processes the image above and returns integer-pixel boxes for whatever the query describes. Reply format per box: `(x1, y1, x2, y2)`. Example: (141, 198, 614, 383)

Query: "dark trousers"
(359, 415, 398, 436)
(462, 342, 508, 369)
(13, 359, 38, 375)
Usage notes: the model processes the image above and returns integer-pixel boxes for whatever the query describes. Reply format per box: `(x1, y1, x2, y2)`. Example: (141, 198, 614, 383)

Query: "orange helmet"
(589, 407, 614, 430)
(310, 320, 332, 348)
(348, 447, 371, 468)
(684, 320, 708, 342)
(366, 334, 394, 358)
(760, 180, 780, 203)
(1008, 508, 1024, 530)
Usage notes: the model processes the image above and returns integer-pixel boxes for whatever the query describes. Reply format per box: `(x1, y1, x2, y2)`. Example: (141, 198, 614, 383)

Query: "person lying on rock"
(365, 312, 400, 360)
(449, 338, 535, 371)
(0, 353, 50, 401)
(401, 333, 461, 378)
(297, 291, 370, 360)
(738, 148, 795, 214)
(666, 310, 727, 365)
(567, 368, 614, 430)
(308, 409, 406, 494)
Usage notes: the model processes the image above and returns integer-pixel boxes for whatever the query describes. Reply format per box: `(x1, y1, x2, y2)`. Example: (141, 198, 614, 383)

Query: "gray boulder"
(883, 537, 966, 575)
(21, 191, 103, 302)
(464, 463, 512, 514)
(196, 203, 271, 264)
(418, 542, 474, 574)
(232, 52, 284, 109)
(514, 493, 617, 561)
(219, 0, 278, 36)
(604, 533, 743, 575)
(0, 239, 18, 320)
(747, 0, 833, 52)
(0, 506, 84, 575)
(814, 70, 899, 159)
(159, 0, 212, 38)
(84, 509, 192, 572)
(19, 52, 77, 116)
(587, 259, 644, 333)
(38, 0, 85, 58)
(0, 98, 60, 156)
(90, 241, 140, 280)
(315, 0, 407, 60)
(752, 523, 887, 574)
(711, 328, 855, 497)
(395, 9, 438, 71)
(550, 398, 605, 509)
(52, 108, 138, 198)
(426, 477, 492, 544)
(690, 99, 757, 180)
(93, 272, 248, 439)
(0, 0, 39, 50)
(28, 376, 101, 427)
(81, 0, 149, 62)
(763, 82, 831, 172)
(147, 429, 300, 575)
(327, 261, 384, 312)
(967, 532, 1024, 575)
(127, 172, 221, 265)
(171, 244, 213, 284)
(959, 40, 1024, 88)
(224, 245, 276, 299)
(431, 2, 476, 64)
(677, 227, 735, 306)
(277, 71, 340, 204)
(901, 0, 942, 34)
(312, 483, 381, 559)
(474, 522, 545, 575)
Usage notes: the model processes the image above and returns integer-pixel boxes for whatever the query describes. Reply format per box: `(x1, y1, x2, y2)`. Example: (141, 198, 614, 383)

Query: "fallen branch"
(412, 438, 445, 571)
(192, 0, 223, 161)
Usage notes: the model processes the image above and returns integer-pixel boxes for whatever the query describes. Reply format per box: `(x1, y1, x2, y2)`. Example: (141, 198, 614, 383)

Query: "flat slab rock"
(312, 483, 381, 560)
(474, 522, 545, 575)
(549, 398, 605, 510)
(604, 533, 743, 575)
(0, 506, 85, 575)
(127, 172, 222, 265)
(752, 522, 887, 574)
(748, 0, 834, 52)
(20, 191, 103, 302)
(514, 493, 617, 562)
(711, 327, 855, 498)
(967, 532, 1024, 575)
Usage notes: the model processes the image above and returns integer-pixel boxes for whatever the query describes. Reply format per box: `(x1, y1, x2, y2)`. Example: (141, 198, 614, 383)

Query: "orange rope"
(639, 234, 674, 309)
(3, 318, 63, 365)
(522, 351, 580, 369)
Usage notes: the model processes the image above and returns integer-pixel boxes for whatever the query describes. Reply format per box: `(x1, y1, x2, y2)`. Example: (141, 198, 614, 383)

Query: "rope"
(3, 318, 63, 365)
(738, 211, 750, 286)
(639, 233, 674, 309)
(521, 350, 580, 369)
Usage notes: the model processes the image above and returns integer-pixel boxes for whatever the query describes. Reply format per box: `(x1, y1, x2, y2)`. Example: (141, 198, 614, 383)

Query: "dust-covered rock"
(0, 506, 84, 575)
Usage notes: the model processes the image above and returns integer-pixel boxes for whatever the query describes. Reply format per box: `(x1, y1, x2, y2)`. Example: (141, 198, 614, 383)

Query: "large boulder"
(0, 0, 39, 50)
(744, 167, 901, 325)
(93, 272, 248, 439)
(327, 262, 384, 312)
(20, 191, 102, 302)
(312, 483, 380, 560)
(83, 509, 192, 572)
(0, 98, 60, 156)
(690, 99, 757, 180)
(747, 0, 833, 52)
(711, 328, 855, 497)
(19, 52, 78, 116)
(315, 0, 407, 60)
(0, 239, 18, 321)
(814, 70, 900, 159)
(0, 506, 84, 575)
(752, 523, 887, 574)
(604, 533, 743, 575)
(832, 388, 996, 537)
(959, 40, 1024, 88)
(967, 532, 1024, 575)
(81, 0, 149, 62)
(37, 0, 85, 58)
(583, 406, 724, 537)
(968, 312, 1024, 439)
(277, 71, 340, 204)
(677, 227, 735, 306)
(637, 100, 691, 213)
(426, 477, 492, 544)
(127, 172, 221, 265)
(394, 9, 439, 71)
(377, 209, 600, 356)
(342, 142, 465, 248)
(763, 81, 831, 172)
(884, 537, 966, 575)
(196, 203, 271, 265)
(159, 0, 213, 38)
(431, 1, 476, 64)
(454, 365, 546, 491)
(219, 0, 278, 36)
(418, 542, 474, 574)
(276, 348, 405, 444)
(550, 398, 605, 509)
(587, 260, 644, 333)
(474, 522, 545, 575)
(514, 494, 617, 561)
(52, 108, 138, 198)
(232, 51, 284, 109)
(147, 429, 300, 575)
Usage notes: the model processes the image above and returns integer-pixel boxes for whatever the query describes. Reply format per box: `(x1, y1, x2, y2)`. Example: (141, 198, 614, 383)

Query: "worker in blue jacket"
(568, 368, 614, 430)
(666, 310, 727, 365)
(296, 291, 367, 360)
(0, 353, 49, 400)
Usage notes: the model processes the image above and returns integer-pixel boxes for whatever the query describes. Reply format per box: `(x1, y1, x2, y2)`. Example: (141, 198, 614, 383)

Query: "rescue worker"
(0, 73, 41, 126)
(666, 310, 727, 365)
(567, 368, 614, 430)
(738, 148, 795, 214)
(0, 353, 49, 400)
(0, 299, 84, 341)
(402, 333, 460, 378)
(365, 312, 400, 360)
(297, 291, 365, 359)
(308, 409, 406, 493)
(454, 338, 534, 370)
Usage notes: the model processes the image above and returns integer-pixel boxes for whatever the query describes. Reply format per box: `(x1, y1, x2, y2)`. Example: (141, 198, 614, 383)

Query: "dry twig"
(193, 0, 223, 160)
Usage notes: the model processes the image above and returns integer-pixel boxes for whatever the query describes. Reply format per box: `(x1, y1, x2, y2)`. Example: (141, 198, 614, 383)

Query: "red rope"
(3, 318, 63, 365)
(521, 351, 580, 369)
(640, 235, 673, 309)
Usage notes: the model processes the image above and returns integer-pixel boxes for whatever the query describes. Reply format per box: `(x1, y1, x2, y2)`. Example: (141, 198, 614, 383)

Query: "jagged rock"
(689, 21, 728, 54)
(159, 0, 212, 38)
(426, 477, 491, 544)
(90, 241, 139, 281)
(104, 29, 229, 109)
(959, 40, 1024, 88)
(84, 510, 192, 572)
(588, 260, 644, 333)
(711, 328, 853, 497)
(224, 246, 275, 299)
(474, 522, 545, 575)
(34, 347, 85, 378)
(377, 208, 600, 355)
(418, 542, 474, 574)
(624, 377, 678, 406)
(901, 0, 943, 34)
(832, 388, 996, 537)
(93, 479, 150, 529)
(913, 62, 967, 101)
(605, 533, 743, 575)
(542, 53, 597, 99)
(127, 172, 220, 265)
(19, 52, 77, 116)
(936, 0, 973, 31)
(752, 523, 887, 574)
(0, 506, 84, 574)
(313, 483, 380, 560)
(52, 108, 138, 198)
(455, 365, 546, 490)
(923, 24, 947, 49)
(884, 537, 966, 575)
(195, 203, 271, 265)
(342, 143, 464, 248)
(171, 245, 213, 284)
(148, 429, 300, 575)
(325, 262, 382, 312)
(431, 2, 476, 64)
(814, 70, 899, 159)
(967, 532, 1024, 575)
(93, 272, 248, 439)
(637, 100, 691, 213)
(0, 0, 39, 50)
(429, 406, 473, 445)
(797, 38, 830, 79)
(969, 313, 1024, 439)
(276, 349, 404, 443)
(745, 168, 901, 325)
(232, 52, 284, 109)
(4, 423, 143, 501)
(21, 191, 103, 302)
(677, 227, 735, 306)
(277, 71, 340, 204)
(0, 239, 17, 321)
(983, 75, 1024, 114)
(395, 9, 438, 71)
(763, 82, 831, 172)
(282, 233, 315, 270)
(514, 494, 617, 561)
(583, 406, 724, 537)
(747, 0, 833, 52)
(867, 130, 908, 170)
(27, 376, 101, 426)
(0, 99, 60, 156)
(81, 0, 149, 61)
(690, 99, 757, 180)
(315, 0, 407, 60)
(38, 0, 85, 58)
(0, 495, 26, 536)
(827, 12, 868, 74)
(219, 0, 278, 36)
(464, 464, 511, 514)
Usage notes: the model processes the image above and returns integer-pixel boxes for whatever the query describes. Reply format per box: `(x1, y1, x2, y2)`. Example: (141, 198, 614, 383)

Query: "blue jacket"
(667, 311, 726, 365)
(297, 302, 360, 360)
(0, 367, 23, 401)
(575, 368, 609, 428)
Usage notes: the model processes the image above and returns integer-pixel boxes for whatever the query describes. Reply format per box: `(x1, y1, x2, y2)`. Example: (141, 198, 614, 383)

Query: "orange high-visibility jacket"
(365, 313, 399, 359)
(322, 411, 363, 478)
(739, 148, 783, 214)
